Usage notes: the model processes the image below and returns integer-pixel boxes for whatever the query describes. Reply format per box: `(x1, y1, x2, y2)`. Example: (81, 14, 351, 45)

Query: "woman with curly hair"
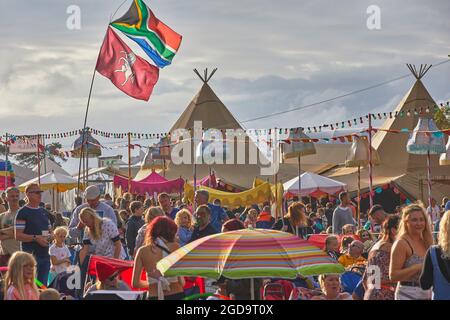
(174, 209, 193, 247)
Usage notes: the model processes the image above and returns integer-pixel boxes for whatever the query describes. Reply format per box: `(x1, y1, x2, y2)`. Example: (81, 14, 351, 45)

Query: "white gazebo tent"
(19, 171, 82, 211)
(283, 172, 347, 198)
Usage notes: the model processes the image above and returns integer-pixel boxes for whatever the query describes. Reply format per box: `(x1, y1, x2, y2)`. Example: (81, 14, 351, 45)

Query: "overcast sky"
(1, 0, 449, 173)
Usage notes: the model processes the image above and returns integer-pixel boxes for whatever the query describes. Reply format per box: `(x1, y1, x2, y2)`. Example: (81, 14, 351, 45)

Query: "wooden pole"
(427, 151, 432, 208)
(163, 158, 166, 177)
(297, 154, 302, 199)
(368, 114, 374, 207)
(37, 134, 41, 185)
(5, 133, 9, 189)
(357, 166, 361, 228)
(128, 133, 132, 193)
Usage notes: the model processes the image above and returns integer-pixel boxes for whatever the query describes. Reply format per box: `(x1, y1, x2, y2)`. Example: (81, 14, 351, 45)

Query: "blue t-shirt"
(208, 203, 227, 232)
(445, 201, 450, 212)
(167, 208, 179, 220)
(16, 206, 52, 257)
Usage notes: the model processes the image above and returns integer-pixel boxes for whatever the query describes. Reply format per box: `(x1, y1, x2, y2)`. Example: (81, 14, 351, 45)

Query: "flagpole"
(77, 67, 97, 194)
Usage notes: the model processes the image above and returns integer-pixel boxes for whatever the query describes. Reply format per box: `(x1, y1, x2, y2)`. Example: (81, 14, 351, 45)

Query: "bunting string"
(1, 100, 449, 144)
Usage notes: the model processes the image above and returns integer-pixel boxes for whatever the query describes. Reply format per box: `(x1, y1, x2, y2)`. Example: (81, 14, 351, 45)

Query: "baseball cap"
(84, 185, 100, 200)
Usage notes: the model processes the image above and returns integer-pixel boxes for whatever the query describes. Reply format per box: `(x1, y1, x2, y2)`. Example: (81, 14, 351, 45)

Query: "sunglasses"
(28, 191, 43, 194)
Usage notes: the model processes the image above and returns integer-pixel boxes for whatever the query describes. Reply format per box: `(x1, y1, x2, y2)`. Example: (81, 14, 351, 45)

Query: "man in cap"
(15, 183, 52, 285)
(68, 185, 117, 243)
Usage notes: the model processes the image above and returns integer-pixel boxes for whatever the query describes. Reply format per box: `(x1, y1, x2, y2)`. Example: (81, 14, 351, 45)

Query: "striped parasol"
(157, 229, 344, 280)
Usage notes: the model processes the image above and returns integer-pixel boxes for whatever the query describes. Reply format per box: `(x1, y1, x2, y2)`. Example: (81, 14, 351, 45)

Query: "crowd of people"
(0, 184, 449, 300)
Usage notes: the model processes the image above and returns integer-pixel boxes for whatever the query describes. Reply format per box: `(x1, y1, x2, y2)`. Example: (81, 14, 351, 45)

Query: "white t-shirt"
(426, 205, 441, 224)
(49, 244, 71, 274)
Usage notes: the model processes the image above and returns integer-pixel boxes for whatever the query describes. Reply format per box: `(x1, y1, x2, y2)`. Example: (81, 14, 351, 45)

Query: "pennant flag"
(96, 27, 159, 101)
(111, 0, 182, 68)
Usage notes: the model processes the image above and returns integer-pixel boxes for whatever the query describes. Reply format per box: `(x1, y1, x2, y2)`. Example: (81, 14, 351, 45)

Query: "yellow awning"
(184, 182, 272, 208)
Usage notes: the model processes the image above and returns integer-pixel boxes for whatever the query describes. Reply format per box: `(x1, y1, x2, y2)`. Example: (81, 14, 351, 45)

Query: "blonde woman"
(389, 204, 433, 300)
(244, 209, 258, 229)
(420, 211, 450, 299)
(273, 202, 308, 238)
(310, 274, 352, 300)
(134, 206, 164, 253)
(78, 207, 125, 264)
(4, 251, 39, 300)
(174, 209, 193, 247)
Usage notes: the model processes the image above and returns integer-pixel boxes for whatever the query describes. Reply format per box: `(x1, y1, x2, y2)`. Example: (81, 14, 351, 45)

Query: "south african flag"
(111, 0, 182, 68)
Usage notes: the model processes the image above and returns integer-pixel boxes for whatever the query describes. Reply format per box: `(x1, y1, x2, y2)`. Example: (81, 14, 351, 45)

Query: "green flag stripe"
(111, 23, 176, 61)
(135, 0, 149, 31)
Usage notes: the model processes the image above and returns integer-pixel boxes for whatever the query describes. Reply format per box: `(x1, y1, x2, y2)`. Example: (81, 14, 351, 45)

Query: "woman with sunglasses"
(84, 260, 130, 295)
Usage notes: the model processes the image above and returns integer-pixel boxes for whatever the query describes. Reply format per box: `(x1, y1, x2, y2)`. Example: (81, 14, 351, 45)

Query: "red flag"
(96, 27, 159, 101)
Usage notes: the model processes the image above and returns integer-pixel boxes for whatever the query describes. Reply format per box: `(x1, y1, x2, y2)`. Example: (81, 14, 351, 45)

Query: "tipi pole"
(427, 151, 432, 207)
(368, 113, 374, 207)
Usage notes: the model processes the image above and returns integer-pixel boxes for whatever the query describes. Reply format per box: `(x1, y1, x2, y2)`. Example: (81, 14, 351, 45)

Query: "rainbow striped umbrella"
(157, 229, 344, 280)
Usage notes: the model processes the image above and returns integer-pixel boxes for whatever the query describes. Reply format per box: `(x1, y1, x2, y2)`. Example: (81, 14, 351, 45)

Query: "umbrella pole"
(427, 151, 432, 207)
(275, 173, 278, 220)
(357, 166, 361, 228)
(193, 163, 197, 212)
(250, 278, 255, 300)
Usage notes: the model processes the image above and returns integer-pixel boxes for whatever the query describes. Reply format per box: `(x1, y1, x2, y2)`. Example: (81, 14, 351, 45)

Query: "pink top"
(5, 284, 39, 300)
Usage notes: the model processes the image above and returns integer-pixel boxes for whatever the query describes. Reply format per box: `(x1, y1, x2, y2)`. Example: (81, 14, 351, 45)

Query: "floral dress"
(363, 247, 395, 300)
